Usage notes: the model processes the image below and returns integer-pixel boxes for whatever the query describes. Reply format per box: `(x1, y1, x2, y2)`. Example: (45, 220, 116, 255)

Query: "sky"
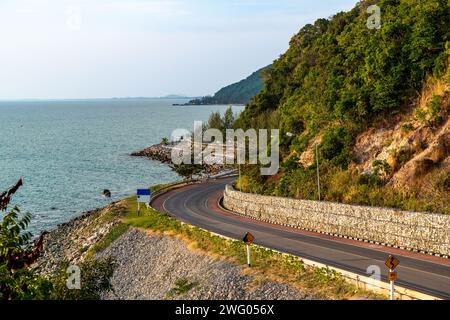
(0, 0, 358, 100)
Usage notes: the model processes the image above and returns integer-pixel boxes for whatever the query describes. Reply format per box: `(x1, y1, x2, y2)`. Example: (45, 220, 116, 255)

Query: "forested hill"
(185, 66, 269, 105)
(235, 0, 450, 214)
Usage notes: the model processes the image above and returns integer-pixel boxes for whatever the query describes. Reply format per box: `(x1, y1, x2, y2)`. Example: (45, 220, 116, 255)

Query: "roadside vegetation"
(237, 162, 449, 214)
(166, 106, 240, 180)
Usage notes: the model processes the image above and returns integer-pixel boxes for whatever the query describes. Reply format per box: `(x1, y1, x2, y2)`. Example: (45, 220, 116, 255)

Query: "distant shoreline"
(172, 103, 245, 106)
(0, 97, 195, 102)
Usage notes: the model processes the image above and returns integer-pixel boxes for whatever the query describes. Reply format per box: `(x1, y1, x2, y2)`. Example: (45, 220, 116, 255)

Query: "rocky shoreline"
(131, 143, 173, 164)
(32, 200, 314, 300)
(32, 201, 124, 277)
(131, 143, 226, 176)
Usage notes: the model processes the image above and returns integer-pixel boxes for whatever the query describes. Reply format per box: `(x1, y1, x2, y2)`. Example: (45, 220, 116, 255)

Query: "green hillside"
(187, 66, 269, 105)
(235, 0, 450, 213)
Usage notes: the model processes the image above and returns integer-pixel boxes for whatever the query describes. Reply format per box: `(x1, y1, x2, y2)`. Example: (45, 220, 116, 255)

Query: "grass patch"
(150, 183, 172, 192)
(150, 180, 187, 193)
(167, 278, 199, 297)
(86, 223, 130, 259)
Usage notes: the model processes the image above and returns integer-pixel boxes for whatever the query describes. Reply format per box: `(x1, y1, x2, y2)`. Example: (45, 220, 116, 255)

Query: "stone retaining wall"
(223, 185, 450, 257)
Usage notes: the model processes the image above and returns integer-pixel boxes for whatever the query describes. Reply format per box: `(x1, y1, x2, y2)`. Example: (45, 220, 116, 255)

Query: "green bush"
(319, 127, 354, 169)
(428, 94, 443, 121)
(50, 258, 115, 300)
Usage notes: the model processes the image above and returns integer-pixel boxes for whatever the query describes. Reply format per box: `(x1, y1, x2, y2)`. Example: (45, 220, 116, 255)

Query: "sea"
(0, 99, 244, 234)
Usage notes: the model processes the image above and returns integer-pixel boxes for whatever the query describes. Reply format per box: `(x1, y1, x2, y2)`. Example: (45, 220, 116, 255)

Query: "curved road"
(152, 178, 450, 299)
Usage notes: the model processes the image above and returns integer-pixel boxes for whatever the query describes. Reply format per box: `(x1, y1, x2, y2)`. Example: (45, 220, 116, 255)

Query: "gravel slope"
(99, 229, 313, 300)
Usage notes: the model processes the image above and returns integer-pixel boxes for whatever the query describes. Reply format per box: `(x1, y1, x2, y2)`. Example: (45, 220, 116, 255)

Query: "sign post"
(385, 255, 399, 300)
(137, 189, 151, 215)
(238, 164, 242, 192)
(243, 232, 255, 267)
(316, 144, 321, 201)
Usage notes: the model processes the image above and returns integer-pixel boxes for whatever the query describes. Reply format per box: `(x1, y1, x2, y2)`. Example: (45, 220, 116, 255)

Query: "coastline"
(32, 201, 124, 276)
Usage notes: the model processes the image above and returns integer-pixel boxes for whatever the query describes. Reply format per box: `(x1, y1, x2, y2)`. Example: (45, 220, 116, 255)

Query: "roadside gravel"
(99, 229, 314, 300)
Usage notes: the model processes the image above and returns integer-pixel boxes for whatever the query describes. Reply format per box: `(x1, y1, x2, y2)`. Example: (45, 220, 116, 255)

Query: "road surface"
(151, 178, 450, 299)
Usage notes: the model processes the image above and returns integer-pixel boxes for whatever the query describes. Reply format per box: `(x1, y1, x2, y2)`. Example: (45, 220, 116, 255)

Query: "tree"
(161, 137, 169, 146)
(223, 106, 235, 130)
(169, 163, 204, 180)
(0, 179, 51, 300)
(206, 111, 224, 133)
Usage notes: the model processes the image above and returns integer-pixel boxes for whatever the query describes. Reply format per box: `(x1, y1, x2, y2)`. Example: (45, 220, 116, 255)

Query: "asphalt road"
(151, 178, 450, 299)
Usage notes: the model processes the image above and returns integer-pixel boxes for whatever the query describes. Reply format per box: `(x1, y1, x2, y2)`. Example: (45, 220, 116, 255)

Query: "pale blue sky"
(0, 0, 358, 99)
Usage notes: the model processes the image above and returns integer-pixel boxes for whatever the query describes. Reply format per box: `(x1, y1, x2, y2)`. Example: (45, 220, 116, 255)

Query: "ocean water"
(0, 99, 243, 234)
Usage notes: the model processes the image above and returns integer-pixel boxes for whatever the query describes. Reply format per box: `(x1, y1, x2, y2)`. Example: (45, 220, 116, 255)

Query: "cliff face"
(325, 76, 449, 190)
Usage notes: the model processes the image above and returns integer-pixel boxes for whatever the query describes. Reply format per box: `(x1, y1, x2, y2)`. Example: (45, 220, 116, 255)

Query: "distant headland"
(172, 65, 270, 106)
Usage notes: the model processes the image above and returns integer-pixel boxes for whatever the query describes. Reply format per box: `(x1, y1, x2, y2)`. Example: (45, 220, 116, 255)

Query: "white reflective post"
(390, 269, 394, 300)
(246, 244, 251, 267)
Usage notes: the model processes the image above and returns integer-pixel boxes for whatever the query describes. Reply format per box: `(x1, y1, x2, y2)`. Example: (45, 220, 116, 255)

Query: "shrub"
(428, 94, 443, 122)
(50, 258, 115, 300)
(319, 127, 354, 169)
